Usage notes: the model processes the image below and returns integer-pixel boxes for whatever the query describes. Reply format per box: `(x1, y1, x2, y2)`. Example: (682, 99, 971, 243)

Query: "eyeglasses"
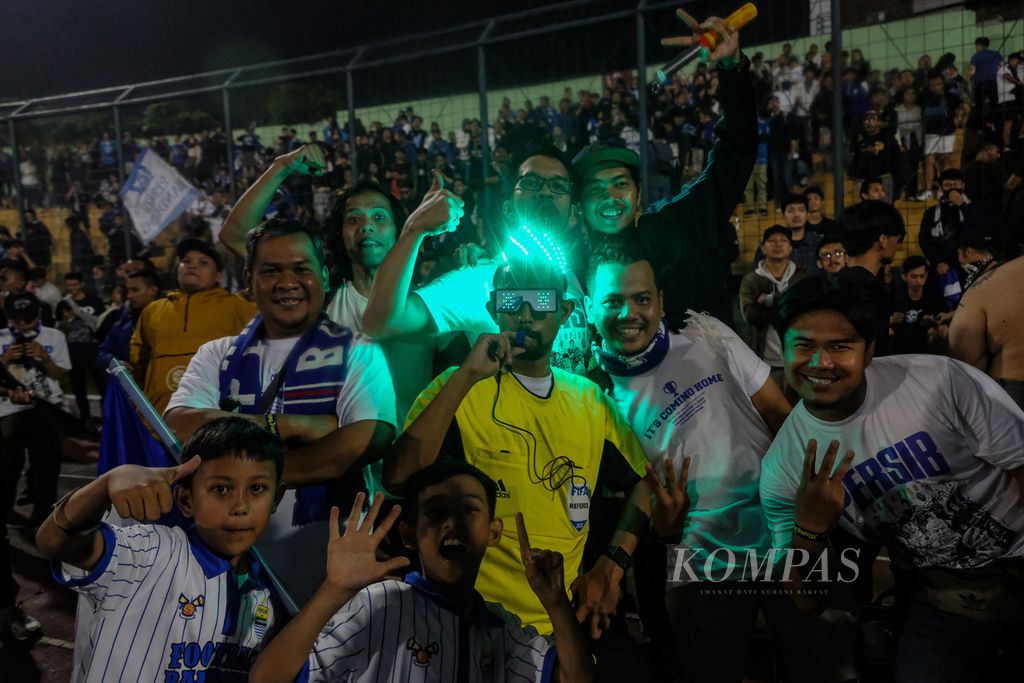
(515, 173, 572, 195)
(819, 249, 847, 260)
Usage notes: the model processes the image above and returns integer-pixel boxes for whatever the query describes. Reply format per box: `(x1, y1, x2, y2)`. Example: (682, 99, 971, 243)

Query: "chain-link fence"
(1, 0, 1021, 277)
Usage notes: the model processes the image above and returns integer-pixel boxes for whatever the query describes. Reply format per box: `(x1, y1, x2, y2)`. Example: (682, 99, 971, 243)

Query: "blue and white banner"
(120, 147, 198, 243)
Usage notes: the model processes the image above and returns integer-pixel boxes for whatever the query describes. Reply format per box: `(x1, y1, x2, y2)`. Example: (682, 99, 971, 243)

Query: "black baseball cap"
(762, 225, 793, 244)
(176, 238, 223, 271)
(571, 142, 640, 185)
(4, 291, 41, 322)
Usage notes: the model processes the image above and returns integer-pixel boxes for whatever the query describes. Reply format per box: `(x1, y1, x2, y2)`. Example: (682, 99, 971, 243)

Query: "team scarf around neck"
(8, 320, 41, 340)
(219, 313, 352, 526)
(593, 318, 670, 377)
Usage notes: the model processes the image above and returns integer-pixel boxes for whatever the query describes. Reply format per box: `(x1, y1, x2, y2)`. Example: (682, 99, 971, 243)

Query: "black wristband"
(604, 545, 633, 571)
(793, 523, 829, 543)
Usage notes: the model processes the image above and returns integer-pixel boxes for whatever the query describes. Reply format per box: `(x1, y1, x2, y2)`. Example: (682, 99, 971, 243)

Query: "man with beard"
(361, 145, 598, 373)
(383, 257, 650, 637)
(584, 244, 851, 683)
(570, 11, 754, 325)
(166, 219, 397, 602)
(760, 271, 1024, 682)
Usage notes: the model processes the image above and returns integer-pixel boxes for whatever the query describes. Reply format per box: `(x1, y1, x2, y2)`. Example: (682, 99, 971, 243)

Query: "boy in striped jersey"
(251, 461, 593, 682)
(35, 417, 288, 682)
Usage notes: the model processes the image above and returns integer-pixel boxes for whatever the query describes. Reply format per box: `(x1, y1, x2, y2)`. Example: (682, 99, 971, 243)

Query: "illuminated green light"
(506, 225, 568, 272)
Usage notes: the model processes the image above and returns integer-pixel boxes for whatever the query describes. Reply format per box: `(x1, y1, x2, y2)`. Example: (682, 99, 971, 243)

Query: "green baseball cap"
(571, 143, 640, 185)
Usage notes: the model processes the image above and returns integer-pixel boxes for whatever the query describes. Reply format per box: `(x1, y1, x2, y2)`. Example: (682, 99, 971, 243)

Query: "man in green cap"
(572, 10, 756, 326)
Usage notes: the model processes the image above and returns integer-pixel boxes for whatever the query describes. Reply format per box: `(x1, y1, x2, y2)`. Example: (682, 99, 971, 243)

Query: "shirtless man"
(949, 254, 1024, 408)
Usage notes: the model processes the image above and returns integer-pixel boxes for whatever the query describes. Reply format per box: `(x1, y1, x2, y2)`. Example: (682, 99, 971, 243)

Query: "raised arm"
(361, 171, 465, 338)
(249, 494, 409, 683)
(383, 333, 519, 493)
(218, 144, 326, 256)
(36, 457, 201, 570)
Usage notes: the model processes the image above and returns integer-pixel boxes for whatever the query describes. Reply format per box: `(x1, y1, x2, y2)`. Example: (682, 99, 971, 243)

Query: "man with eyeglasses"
(816, 236, 849, 278)
(362, 144, 598, 374)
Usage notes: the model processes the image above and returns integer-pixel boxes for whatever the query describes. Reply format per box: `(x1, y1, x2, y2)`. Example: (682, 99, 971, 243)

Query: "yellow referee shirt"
(404, 366, 648, 633)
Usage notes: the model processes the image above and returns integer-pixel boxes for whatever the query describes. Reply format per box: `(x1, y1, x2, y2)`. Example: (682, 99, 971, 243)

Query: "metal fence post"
(478, 43, 491, 230)
(346, 70, 358, 177)
(112, 105, 133, 259)
(222, 88, 237, 203)
(636, 3, 650, 196)
(830, 0, 844, 217)
(7, 118, 25, 236)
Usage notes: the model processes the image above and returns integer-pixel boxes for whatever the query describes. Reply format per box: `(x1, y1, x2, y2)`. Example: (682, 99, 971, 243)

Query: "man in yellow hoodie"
(130, 239, 255, 412)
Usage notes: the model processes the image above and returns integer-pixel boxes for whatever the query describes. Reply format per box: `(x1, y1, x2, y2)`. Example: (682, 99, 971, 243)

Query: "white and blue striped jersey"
(54, 523, 284, 683)
(298, 573, 556, 683)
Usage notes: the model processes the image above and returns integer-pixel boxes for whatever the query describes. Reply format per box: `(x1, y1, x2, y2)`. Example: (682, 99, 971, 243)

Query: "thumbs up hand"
(107, 455, 202, 522)
(405, 170, 466, 238)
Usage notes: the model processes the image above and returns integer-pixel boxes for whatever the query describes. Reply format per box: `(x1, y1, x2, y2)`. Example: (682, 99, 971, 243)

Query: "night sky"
(0, 0, 558, 101)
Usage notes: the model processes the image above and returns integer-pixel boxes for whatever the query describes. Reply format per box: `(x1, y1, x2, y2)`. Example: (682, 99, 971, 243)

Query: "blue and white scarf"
(219, 313, 352, 526)
(592, 318, 670, 377)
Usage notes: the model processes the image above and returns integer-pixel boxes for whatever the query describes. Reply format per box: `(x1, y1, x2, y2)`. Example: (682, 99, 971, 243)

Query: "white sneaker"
(916, 191, 933, 201)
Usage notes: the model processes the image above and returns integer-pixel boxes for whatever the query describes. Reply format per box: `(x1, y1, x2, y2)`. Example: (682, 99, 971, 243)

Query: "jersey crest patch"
(253, 603, 270, 639)
(177, 593, 205, 620)
(407, 638, 440, 667)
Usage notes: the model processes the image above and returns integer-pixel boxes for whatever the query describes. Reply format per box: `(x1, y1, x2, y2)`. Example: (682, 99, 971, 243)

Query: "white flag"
(119, 148, 198, 243)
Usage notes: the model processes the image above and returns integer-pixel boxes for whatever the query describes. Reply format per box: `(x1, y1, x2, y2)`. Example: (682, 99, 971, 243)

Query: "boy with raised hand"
(35, 417, 288, 683)
(250, 461, 593, 683)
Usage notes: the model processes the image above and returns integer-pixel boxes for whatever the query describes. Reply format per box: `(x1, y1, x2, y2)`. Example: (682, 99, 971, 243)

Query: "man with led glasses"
(383, 257, 651, 636)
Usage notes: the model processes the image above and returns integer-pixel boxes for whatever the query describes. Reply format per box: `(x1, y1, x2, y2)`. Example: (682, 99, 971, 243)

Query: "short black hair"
(859, 177, 884, 196)
(402, 460, 498, 522)
(64, 271, 85, 282)
(585, 235, 654, 293)
(127, 269, 161, 291)
(781, 193, 808, 211)
(804, 186, 825, 200)
(513, 143, 572, 183)
(976, 37, 990, 47)
(901, 255, 928, 274)
(179, 417, 286, 486)
(772, 270, 881, 344)
(838, 201, 905, 258)
(1, 258, 30, 282)
(245, 217, 327, 273)
(817, 234, 846, 253)
(938, 168, 965, 183)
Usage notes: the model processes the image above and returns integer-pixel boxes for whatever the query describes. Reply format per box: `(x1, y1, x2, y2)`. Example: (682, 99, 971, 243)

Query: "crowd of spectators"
(2, 24, 1024, 682)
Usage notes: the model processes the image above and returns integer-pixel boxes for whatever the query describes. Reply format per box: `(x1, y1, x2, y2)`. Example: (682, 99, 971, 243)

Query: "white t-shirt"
(325, 282, 436, 423)
(760, 355, 1024, 570)
(607, 316, 773, 580)
(997, 62, 1023, 104)
(165, 331, 397, 603)
(414, 259, 594, 375)
(0, 325, 72, 417)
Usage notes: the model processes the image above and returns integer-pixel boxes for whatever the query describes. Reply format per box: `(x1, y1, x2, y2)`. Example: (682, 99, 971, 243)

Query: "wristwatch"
(604, 545, 633, 571)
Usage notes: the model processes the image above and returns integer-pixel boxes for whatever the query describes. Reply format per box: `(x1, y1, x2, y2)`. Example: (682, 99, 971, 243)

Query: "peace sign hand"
(325, 493, 410, 595)
(646, 457, 691, 540)
(794, 439, 855, 535)
(516, 512, 567, 610)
